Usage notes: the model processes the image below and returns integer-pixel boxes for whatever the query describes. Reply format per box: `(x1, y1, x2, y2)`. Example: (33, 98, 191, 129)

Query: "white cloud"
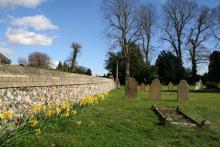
(6, 28, 53, 46)
(12, 15, 58, 31)
(0, 0, 46, 8)
(50, 60, 59, 69)
(0, 47, 15, 56)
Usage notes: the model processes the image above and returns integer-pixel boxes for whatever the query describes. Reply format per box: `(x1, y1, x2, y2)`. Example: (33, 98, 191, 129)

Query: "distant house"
(0, 53, 11, 64)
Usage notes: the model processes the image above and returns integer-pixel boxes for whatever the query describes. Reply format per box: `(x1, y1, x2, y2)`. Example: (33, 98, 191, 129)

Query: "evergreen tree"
(208, 51, 220, 82)
(56, 61, 63, 71)
(86, 68, 92, 76)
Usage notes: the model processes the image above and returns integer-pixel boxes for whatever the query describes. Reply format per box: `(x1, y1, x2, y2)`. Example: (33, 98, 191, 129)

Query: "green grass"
(13, 86, 220, 147)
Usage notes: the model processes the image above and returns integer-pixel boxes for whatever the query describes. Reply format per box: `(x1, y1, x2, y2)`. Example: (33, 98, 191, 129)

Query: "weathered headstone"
(140, 83, 145, 92)
(150, 79, 161, 100)
(168, 82, 174, 91)
(177, 80, 189, 102)
(126, 77, 138, 99)
(194, 79, 203, 90)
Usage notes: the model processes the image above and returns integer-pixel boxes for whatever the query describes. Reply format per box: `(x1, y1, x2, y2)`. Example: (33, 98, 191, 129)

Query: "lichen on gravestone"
(140, 83, 145, 92)
(125, 77, 138, 99)
(150, 79, 161, 100)
(177, 80, 189, 102)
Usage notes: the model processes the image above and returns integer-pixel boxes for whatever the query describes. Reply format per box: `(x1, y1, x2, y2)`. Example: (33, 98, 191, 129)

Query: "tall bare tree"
(138, 3, 157, 65)
(71, 42, 81, 73)
(162, 0, 197, 64)
(102, 0, 140, 95)
(187, 6, 211, 81)
(211, 5, 220, 43)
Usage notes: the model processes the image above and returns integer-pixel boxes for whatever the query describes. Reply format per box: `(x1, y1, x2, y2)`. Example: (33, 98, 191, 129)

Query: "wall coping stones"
(0, 65, 114, 89)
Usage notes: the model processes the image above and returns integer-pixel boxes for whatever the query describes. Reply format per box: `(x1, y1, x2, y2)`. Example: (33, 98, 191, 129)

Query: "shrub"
(206, 82, 219, 89)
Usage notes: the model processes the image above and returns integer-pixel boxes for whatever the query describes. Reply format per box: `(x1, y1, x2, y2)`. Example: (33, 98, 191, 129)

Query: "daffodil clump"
(80, 93, 107, 107)
(0, 92, 108, 146)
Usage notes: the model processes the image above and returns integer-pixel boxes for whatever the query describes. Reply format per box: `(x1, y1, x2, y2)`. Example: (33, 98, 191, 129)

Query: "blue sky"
(0, 0, 219, 75)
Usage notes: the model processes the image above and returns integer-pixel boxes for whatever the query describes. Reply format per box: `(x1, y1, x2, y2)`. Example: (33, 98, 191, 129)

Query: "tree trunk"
(125, 45, 130, 97)
(115, 60, 120, 88)
(72, 52, 77, 73)
(192, 57, 197, 82)
(145, 38, 150, 65)
(125, 59, 130, 97)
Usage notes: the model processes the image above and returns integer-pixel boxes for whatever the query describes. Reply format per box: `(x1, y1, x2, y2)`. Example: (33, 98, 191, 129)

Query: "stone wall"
(0, 65, 115, 117)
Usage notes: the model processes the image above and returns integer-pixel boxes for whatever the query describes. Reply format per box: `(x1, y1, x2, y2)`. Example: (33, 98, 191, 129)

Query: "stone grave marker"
(140, 83, 145, 92)
(126, 77, 138, 99)
(150, 79, 161, 100)
(177, 80, 189, 102)
(194, 79, 203, 90)
(168, 82, 174, 91)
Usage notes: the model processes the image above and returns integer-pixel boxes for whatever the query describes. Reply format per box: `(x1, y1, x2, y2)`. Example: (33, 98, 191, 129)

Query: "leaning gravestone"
(126, 77, 138, 99)
(150, 79, 161, 100)
(168, 82, 174, 91)
(177, 80, 189, 102)
(140, 83, 145, 92)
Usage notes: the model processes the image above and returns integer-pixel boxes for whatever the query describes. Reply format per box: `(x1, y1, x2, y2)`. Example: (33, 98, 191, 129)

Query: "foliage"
(56, 61, 92, 76)
(56, 61, 63, 71)
(105, 43, 155, 84)
(156, 51, 185, 84)
(208, 51, 220, 82)
(86, 68, 92, 76)
(0, 53, 11, 64)
(206, 82, 219, 89)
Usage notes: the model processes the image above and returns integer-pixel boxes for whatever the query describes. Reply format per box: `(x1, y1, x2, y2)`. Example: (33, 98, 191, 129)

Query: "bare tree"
(28, 52, 51, 68)
(71, 42, 81, 73)
(162, 0, 197, 64)
(211, 5, 220, 43)
(138, 3, 157, 65)
(187, 6, 211, 81)
(102, 0, 140, 96)
(18, 57, 27, 66)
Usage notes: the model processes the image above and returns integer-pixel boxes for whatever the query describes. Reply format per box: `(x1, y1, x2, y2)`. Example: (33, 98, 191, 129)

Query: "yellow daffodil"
(0, 113, 4, 120)
(35, 128, 41, 136)
(32, 105, 40, 112)
(61, 101, 70, 110)
(41, 105, 47, 111)
(30, 119, 38, 127)
(55, 107, 61, 115)
(71, 109, 77, 115)
(75, 120, 81, 126)
(46, 110, 52, 118)
(3, 110, 13, 119)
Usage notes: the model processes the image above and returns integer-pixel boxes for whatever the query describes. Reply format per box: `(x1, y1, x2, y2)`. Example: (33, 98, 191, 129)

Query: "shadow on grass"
(162, 89, 220, 93)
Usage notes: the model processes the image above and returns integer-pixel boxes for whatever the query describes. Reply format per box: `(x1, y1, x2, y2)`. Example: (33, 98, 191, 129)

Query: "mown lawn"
(14, 86, 220, 147)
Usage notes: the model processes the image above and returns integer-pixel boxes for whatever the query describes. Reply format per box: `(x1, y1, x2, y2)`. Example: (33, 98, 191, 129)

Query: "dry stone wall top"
(0, 65, 114, 88)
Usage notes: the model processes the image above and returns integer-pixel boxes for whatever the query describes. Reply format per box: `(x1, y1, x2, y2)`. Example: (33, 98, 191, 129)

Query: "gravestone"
(140, 83, 145, 92)
(150, 79, 161, 100)
(168, 82, 174, 91)
(194, 79, 203, 90)
(177, 80, 189, 102)
(126, 77, 138, 99)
